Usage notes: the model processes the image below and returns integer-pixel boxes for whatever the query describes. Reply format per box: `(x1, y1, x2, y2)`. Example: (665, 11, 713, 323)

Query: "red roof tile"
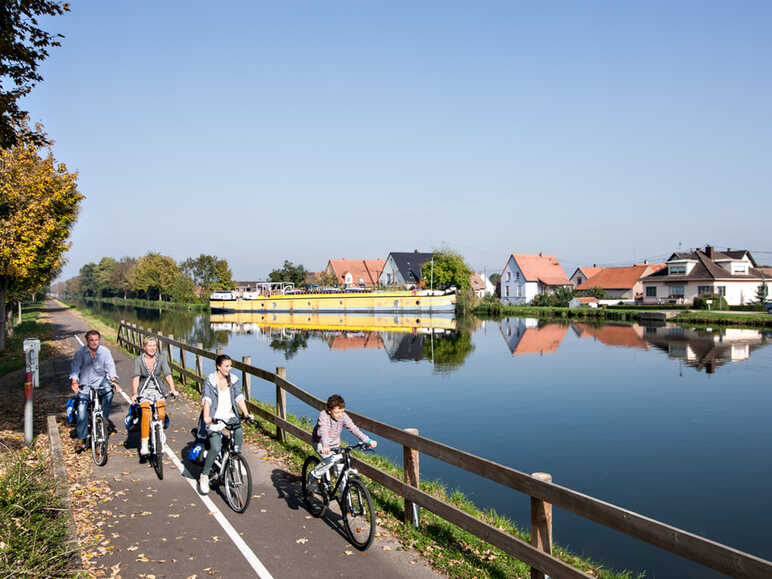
(511, 254, 570, 286)
(576, 265, 664, 291)
(327, 259, 386, 287)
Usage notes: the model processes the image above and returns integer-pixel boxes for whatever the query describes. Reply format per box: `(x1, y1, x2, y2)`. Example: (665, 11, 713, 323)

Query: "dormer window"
(669, 265, 686, 275)
(732, 264, 748, 275)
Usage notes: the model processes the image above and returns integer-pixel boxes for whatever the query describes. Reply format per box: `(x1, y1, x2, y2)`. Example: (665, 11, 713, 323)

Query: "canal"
(79, 299, 772, 577)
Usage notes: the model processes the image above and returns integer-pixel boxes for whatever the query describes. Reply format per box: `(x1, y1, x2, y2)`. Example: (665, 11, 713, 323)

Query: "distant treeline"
(52, 253, 232, 303)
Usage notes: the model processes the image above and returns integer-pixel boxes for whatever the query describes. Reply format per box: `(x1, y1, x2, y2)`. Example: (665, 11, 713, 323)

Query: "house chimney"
(705, 245, 714, 258)
(643, 259, 648, 265)
(539, 252, 543, 257)
(593, 263, 597, 268)
(414, 249, 419, 253)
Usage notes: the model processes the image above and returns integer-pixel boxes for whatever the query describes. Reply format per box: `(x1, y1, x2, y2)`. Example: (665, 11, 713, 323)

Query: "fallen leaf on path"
(296, 537, 308, 544)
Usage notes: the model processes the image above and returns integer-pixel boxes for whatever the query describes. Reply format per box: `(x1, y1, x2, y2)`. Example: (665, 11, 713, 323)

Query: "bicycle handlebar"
(331, 441, 375, 454)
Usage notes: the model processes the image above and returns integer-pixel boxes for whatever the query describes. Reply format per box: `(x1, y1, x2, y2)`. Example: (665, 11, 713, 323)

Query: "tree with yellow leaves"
(0, 121, 82, 351)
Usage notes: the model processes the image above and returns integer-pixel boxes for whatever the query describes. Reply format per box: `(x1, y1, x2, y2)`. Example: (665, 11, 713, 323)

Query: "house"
(469, 273, 495, 298)
(576, 264, 666, 301)
(378, 251, 434, 288)
(325, 259, 385, 288)
(568, 296, 599, 309)
(569, 266, 603, 288)
(499, 253, 571, 305)
(640, 246, 772, 306)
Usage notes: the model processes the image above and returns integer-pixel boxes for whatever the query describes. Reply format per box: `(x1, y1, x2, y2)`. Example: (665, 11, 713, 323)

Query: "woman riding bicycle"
(131, 336, 179, 457)
(197, 354, 253, 495)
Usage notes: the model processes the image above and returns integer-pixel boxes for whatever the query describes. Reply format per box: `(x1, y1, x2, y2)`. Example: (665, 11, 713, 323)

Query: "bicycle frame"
(322, 445, 366, 506)
(211, 419, 244, 481)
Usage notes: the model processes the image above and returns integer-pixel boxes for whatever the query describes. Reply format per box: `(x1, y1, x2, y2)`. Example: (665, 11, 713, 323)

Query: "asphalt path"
(46, 300, 443, 578)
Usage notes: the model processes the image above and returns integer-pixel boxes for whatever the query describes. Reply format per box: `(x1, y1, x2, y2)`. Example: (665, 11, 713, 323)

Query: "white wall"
(641, 280, 772, 306)
(500, 257, 531, 304)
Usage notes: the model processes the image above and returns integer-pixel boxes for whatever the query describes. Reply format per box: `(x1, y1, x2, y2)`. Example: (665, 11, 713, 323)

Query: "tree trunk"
(0, 277, 7, 352)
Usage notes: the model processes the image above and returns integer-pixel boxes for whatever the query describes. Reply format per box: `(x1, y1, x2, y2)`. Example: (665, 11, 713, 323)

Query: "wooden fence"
(118, 321, 772, 579)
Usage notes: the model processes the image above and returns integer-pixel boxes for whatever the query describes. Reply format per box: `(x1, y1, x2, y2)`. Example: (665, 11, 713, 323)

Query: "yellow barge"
(209, 289, 456, 314)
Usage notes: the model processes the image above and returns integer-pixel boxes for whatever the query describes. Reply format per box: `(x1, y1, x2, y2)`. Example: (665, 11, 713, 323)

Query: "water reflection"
(498, 317, 771, 373)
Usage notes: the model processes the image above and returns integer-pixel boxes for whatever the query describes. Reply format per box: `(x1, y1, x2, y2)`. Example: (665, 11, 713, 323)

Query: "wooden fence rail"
(118, 321, 772, 579)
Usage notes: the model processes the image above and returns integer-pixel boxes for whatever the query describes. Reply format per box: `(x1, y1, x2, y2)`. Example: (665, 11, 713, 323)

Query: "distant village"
(231, 245, 772, 308)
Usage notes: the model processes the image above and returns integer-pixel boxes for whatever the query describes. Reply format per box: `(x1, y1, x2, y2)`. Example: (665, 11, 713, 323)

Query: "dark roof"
(386, 252, 434, 282)
(645, 248, 765, 281)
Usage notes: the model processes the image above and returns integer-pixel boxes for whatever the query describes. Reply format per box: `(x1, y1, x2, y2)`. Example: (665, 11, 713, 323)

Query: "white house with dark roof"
(378, 251, 434, 287)
(641, 246, 772, 306)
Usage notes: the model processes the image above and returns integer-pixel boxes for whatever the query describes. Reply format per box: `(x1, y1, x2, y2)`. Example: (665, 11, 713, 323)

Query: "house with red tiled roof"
(641, 246, 772, 306)
(499, 253, 571, 305)
(469, 273, 495, 298)
(576, 264, 665, 301)
(569, 266, 603, 288)
(325, 259, 385, 288)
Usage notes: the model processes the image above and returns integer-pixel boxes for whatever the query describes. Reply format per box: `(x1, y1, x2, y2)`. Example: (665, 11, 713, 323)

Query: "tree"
(130, 253, 179, 301)
(755, 274, 769, 304)
(180, 254, 233, 297)
(421, 251, 472, 291)
(94, 256, 117, 297)
(0, 1, 70, 149)
(168, 272, 196, 303)
(268, 260, 307, 286)
(77, 262, 98, 296)
(318, 269, 338, 287)
(552, 286, 575, 307)
(111, 257, 137, 299)
(489, 273, 501, 286)
(0, 120, 81, 350)
(578, 286, 606, 300)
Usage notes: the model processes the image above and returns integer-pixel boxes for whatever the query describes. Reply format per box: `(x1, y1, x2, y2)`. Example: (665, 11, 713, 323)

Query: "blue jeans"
(202, 418, 242, 476)
(75, 382, 114, 440)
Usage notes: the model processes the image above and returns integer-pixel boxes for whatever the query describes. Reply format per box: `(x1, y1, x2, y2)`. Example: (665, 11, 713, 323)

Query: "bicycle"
(301, 441, 376, 550)
(85, 385, 111, 467)
(204, 417, 254, 513)
(147, 392, 175, 480)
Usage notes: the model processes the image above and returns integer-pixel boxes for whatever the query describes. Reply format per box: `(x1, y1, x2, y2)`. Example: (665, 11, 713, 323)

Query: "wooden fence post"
(178, 337, 187, 386)
(275, 367, 287, 443)
(195, 343, 204, 382)
(242, 356, 251, 402)
(530, 472, 553, 579)
(403, 427, 420, 527)
(117, 321, 123, 345)
(131, 324, 138, 353)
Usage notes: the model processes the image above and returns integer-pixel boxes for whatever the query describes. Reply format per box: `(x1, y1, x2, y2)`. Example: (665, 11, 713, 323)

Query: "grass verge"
(0, 302, 55, 377)
(0, 441, 73, 577)
(474, 303, 642, 322)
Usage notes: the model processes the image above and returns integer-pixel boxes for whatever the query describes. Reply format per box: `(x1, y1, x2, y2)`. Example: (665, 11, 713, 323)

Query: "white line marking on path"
(164, 445, 274, 579)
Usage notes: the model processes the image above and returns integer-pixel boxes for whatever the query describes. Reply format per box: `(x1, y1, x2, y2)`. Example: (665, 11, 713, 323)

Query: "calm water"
(83, 300, 772, 577)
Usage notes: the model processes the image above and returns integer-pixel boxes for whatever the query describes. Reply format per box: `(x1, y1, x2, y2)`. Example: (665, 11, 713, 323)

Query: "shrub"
(693, 294, 728, 310)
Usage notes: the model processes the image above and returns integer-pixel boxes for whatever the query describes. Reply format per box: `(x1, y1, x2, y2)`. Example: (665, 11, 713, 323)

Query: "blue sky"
(22, 1, 772, 280)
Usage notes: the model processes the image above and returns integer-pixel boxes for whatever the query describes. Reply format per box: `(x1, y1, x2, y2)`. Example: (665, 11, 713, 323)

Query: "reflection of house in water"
(381, 332, 426, 361)
(328, 333, 384, 351)
(498, 318, 568, 355)
(572, 323, 649, 350)
(641, 325, 769, 373)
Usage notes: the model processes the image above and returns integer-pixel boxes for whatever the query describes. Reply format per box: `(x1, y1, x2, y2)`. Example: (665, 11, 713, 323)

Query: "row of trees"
(56, 253, 232, 303)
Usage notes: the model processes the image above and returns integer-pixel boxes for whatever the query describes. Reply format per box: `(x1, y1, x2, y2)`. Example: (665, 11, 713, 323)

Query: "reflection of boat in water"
(210, 289, 456, 313)
(209, 312, 457, 333)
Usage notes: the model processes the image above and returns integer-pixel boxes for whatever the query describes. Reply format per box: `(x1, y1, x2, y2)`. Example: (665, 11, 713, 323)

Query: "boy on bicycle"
(308, 394, 376, 486)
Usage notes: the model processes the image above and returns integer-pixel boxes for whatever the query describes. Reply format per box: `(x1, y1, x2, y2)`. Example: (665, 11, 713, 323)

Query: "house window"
(697, 286, 713, 295)
(716, 286, 726, 296)
(577, 277, 583, 285)
(732, 264, 747, 274)
(505, 286, 510, 297)
(515, 285, 522, 297)
(670, 286, 685, 297)
(516, 272, 520, 280)
(669, 265, 686, 275)
(507, 271, 512, 281)
(646, 286, 657, 297)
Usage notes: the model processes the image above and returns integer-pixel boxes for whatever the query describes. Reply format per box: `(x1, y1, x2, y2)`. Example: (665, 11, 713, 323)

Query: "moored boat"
(209, 289, 456, 313)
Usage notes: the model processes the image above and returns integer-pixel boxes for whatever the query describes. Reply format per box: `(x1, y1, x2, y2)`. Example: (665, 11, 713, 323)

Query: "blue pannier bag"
(187, 442, 205, 463)
(65, 397, 76, 424)
(164, 414, 170, 429)
(124, 403, 140, 432)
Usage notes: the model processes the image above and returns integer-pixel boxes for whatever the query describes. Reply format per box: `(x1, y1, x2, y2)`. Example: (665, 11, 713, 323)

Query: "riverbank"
(80, 295, 207, 311)
(474, 303, 772, 328)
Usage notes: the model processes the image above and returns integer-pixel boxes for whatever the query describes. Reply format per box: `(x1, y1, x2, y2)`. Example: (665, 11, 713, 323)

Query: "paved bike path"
(47, 300, 443, 579)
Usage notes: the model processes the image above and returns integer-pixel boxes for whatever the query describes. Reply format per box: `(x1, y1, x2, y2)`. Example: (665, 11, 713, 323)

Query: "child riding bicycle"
(308, 394, 377, 486)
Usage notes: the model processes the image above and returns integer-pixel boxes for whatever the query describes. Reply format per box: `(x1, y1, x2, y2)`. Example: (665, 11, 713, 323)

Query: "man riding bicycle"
(70, 330, 123, 452)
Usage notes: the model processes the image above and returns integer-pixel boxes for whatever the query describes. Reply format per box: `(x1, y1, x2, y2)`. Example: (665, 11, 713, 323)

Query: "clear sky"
(22, 0, 772, 280)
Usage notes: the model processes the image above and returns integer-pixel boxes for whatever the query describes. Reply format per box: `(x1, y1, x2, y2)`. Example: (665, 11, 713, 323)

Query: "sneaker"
(139, 438, 149, 456)
(73, 440, 86, 453)
(200, 473, 210, 495)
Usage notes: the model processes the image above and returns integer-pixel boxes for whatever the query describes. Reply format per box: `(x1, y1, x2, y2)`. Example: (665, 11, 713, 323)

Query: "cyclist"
(197, 354, 253, 495)
(131, 336, 179, 457)
(70, 329, 122, 452)
(308, 394, 376, 487)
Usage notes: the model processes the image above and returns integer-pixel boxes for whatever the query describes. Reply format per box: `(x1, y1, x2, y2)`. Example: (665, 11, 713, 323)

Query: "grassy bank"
(0, 303, 55, 377)
(672, 311, 772, 328)
(0, 443, 74, 576)
(81, 296, 207, 311)
(474, 303, 642, 322)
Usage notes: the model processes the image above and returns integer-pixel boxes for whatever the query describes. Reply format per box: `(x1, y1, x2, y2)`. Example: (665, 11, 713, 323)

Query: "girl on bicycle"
(198, 354, 253, 494)
(309, 394, 377, 484)
(131, 336, 179, 457)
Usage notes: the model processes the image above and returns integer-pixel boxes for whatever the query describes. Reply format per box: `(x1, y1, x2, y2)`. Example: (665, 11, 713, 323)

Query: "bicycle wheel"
(343, 479, 375, 550)
(301, 456, 327, 517)
(224, 454, 252, 513)
(152, 424, 164, 480)
(91, 415, 108, 466)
